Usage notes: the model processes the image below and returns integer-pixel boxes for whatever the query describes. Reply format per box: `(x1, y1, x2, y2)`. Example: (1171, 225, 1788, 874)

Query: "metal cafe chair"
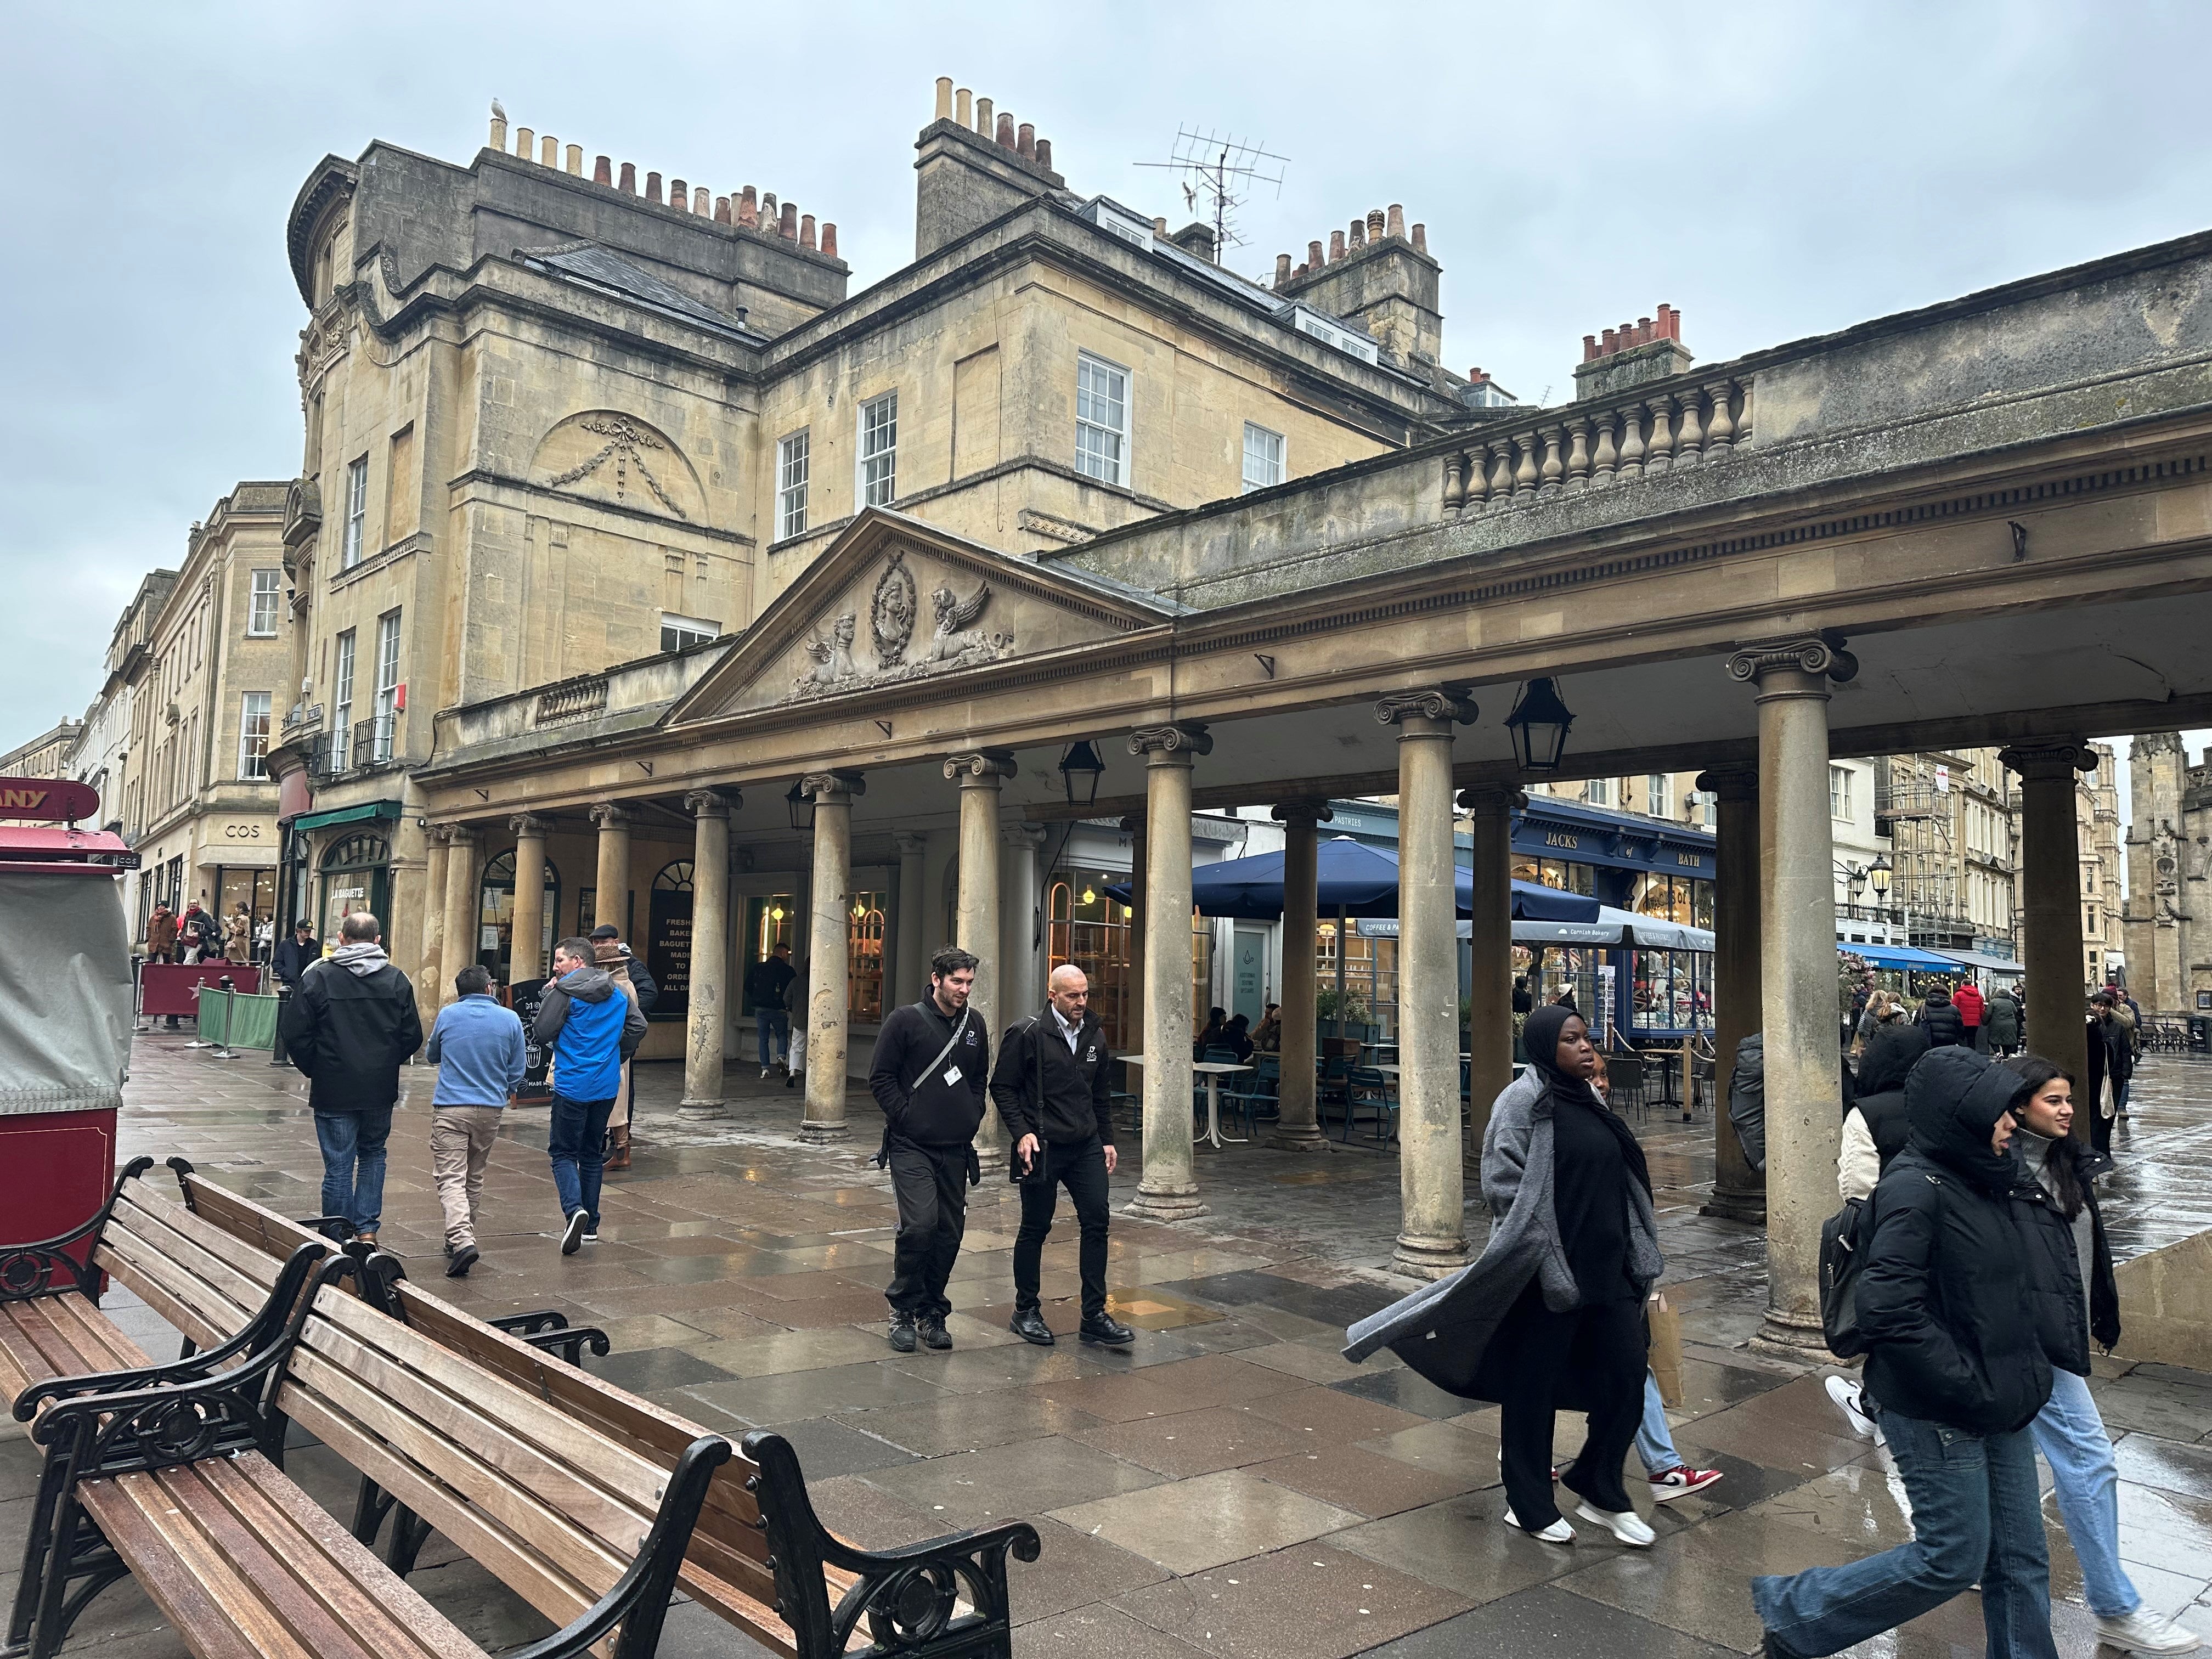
(1341, 1065, 1398, 1148)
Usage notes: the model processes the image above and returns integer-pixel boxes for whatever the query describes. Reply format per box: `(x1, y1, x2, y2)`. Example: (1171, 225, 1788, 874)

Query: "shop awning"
(289, 799, 404, 833)
(1841, 943, 1961, 971)
(1511, 907, 1716, 950)
(1104, 836, 1601, 923)
(1936, 949, 2027, 976)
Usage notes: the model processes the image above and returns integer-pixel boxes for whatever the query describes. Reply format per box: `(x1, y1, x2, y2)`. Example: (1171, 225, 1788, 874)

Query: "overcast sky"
(7, 2, 2212, 765)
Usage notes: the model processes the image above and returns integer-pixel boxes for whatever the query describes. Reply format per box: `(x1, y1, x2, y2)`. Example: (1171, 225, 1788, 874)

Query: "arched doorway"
(478, 850, 561, 984)
(317, 832, 390, 942)
(646, 860, 694, 1020)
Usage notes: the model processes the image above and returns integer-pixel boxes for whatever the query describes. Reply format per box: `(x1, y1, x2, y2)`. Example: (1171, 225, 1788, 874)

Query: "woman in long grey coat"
(1346, 1005, 1662, 1546)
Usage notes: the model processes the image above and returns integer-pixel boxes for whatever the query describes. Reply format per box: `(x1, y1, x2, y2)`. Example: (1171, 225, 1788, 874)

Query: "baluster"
(1565, 419, 1592, 489)
(1513, 432, 1540, 497)
(1705, 380, 1737, 457)
(1538, 425, 1565, 492)
(1591, 411, 1619, 486)
(1675, 387, 1705, 468)
(1443, 451, 1468, 512)
(1486, 441, 1515, 508)
(1617, 404, 1646, 479)
(1733, 379, 1754, 449)
(1644, 396, 1676, 473)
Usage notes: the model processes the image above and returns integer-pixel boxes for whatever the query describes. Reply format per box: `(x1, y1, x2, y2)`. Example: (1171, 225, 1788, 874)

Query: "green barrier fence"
(194, 988, 280, 1051)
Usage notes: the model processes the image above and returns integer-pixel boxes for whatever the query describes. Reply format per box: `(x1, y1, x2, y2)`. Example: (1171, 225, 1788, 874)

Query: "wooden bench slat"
(277, 1385, 604, 1637)
(225, 1453, 489, 1659)
(44, 1286, 157, 1371)
(97, 1204, 266, 1334)
(77, 1475, 268, 1659)
(151, 1462, 387, 1659)
(96, 1470, 320, 1659)
(177, 1175, 330, 1262)
(307, 1287, 673, 1516)
(120, 1184, 290, 1298)
(93, 1232, 244, 1352)
(2, 1296, 128, 1390)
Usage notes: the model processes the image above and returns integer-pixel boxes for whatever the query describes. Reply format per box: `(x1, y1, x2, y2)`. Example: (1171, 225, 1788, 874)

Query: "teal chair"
(1220, 1054, 1280, 1136)
(1341, 1065, 1398, 1147)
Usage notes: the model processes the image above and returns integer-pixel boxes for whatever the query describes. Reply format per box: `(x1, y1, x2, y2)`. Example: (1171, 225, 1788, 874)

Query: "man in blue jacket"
(532, 936, 647, 1255)
(424, 963, 527, 1277)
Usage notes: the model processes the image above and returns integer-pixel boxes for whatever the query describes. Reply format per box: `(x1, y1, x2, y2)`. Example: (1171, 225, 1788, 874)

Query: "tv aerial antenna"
(1133, 128, 1288, 263)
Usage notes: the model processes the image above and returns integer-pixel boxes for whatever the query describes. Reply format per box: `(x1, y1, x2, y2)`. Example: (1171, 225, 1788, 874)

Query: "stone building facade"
(2124, 732, 2209, 1012)
(2076, 741, 2125, 989)
(117, 484, 291, 946)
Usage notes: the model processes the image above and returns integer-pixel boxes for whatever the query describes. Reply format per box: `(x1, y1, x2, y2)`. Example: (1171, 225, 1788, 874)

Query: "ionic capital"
(1000, 822, 1048, 850)
(682, 787, 736, 819)
(1724, 634, 1858, 687)
(1375, 687, 1478, 727)
(1694, 764, 1759, 804)
(446, 824, 480, 850)
(1996, 740, 2100, 782)
(509, 812, 550, 839)
(587, 801, 630, 832)
(1270, 800, 1335, 827)
(943, 749, 1018, 785)
(1128, 723, 1213, 759)
(893, 831, 929, 859)
(800, 770, 866, 802)
(1455, 783, 1526, 816)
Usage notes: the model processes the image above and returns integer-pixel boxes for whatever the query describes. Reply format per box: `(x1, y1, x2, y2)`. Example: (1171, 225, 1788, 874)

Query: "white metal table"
(1120, 1055, 1255, 1149)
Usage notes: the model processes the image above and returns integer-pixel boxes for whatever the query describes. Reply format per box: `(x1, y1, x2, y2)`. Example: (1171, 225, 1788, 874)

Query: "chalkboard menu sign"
(507, 977, 553, 1102)
(647, 888, 694, 1022)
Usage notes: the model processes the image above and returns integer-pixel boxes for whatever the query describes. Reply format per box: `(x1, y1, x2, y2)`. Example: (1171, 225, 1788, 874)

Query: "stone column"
(1728, 638, 1855, 1350)
(681, 789, 734, 1116)
(439, 827, 480, 1007)
(1698, 765, 1766, 1222)
(1460, 782, 1521, 1148)
(1000, 823, 1047, 1024)
(946, 751, 1016, 1168)
(799, 773, 862, 1142)
(589, 802, 631, 939)
(1269, 802, 1331, 1149)
(420, 827, 452, 1018)
(893, 831, 929, 1006)
(2002, 741, 2100, 1139)
(1126, 724, 1210, 1220)
(508, 814, 549, 985)
(1378, 690, 1478, 1278)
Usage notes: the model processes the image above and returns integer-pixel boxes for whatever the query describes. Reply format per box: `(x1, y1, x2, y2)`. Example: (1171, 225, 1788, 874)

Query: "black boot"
(918, 1313, 952, 1351)
(1008, 1307, 1055, 1346)
(887, 1311, 918, 1353)
(1079, 1311, 1135, 1347)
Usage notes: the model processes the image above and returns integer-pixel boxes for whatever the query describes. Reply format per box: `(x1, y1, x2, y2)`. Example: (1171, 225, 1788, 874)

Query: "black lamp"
(1504, 677, 1575, 774)
(1869, 855, 1892, 898)
(785, 781, 814, 833)
(1058, 740, 1107, 807)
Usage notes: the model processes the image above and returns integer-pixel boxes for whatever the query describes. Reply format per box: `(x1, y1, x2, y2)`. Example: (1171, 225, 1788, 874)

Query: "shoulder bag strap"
(906, 1005, 972, 1095)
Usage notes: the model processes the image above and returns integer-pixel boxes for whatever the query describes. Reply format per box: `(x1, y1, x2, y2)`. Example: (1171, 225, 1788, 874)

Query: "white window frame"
(331, 628, 357, 770)
(373, 611, 402, 763)
(857, 392, 898, 508)
(776, 429, 810, 540)
(1073, 352, 1130, 488)
(1830, 764, 1853, 821)
(342, 457, 368, 569)
(1585, 777, 1615, 808)
(246, 569, 281, 637)
(1646, 774, 1671, 818)
(660, 612, 719, 653)
(238, 692, 272, 781)
(1242, 422, 1285, 493)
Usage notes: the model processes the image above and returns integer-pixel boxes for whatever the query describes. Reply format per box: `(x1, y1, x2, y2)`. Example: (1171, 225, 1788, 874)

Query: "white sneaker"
(761, 1065, 771, 1078)
(1502, 1508, 1576, 1544)
(1574, 1500, 1656, 1548)
(2095, 1609, 2201, 1653)
(1826, 1374, 1877, 1440)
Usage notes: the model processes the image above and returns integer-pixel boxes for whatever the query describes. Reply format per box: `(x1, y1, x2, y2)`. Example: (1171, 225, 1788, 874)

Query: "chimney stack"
(670, 177, 688, 211)
(488, 105, 507, 151)
(1573, 303, 1694, 398)
(693, 185, 708, 215)
(800, 212, 817, 250)
(541, 134, 558, 167)
(1385, 203, 1404, 240)
(1307, 238, 1324, 269)
(935, 76, 953, 120)
(566, 144, 582, 175)
(821, 222, 838, 259)
(619, 161, 636, 194)
(740, 186, 758, 228)
(595, 155, 613, 185)
(646, 171, 663, 205)
(1329, 229, 1346, 262)
(1275, 252, 1293, 285)
(956, 86, 972, 126)
(515, 126, 534, 158)
(778, 201, 797, 239)
(715, 194, 731, 224)
(1017, 122, 1035, 159)
(975, 96, 993, 133)
(1347, 216, 1365, 251)
(1035, 137, 1052, 170)
(995, 111, 1015, 148)
(1410, 222, 1426, 254)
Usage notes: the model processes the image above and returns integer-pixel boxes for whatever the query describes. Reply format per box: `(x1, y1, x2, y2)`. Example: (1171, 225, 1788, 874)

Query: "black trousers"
(1013, 1135, 1110, 1319)
(1494, 1281, 1647, 1527)
(885, 1139, 968, 1319)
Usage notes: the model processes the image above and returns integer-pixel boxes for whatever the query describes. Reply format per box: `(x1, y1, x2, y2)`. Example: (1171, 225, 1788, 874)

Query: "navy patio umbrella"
(1104, 835, 1600, 923)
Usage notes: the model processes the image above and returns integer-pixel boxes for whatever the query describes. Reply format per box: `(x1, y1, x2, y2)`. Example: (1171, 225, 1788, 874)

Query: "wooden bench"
(171, 1163, 1047, 1658)
(12, 1244, 730, 1659)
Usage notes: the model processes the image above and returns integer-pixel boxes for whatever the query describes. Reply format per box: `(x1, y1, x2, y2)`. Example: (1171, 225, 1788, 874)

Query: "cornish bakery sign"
(0, 777, 101, 821)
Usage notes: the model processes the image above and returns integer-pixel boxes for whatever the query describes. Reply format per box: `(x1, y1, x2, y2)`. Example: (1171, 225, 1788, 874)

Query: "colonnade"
(405, 633, 2102, 1312)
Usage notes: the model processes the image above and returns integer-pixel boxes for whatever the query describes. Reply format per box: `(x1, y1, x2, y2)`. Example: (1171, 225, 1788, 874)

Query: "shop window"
(848, 890, 885, 1023)
(477, 849, 560, 985)
(1048, 874, 1132, 1049)
(646, 861, 695, 1020)
(318, 831, 390, 941)
(1314, 920, 1398, 1040)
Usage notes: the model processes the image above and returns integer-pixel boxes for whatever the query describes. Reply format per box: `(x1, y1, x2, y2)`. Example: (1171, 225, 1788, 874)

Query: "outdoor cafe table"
(1119, 1056, 1254, 1150)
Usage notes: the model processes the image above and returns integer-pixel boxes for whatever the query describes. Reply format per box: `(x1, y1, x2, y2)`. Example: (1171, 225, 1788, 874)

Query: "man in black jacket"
(1918, 984, 1965, 1048)
(992, 964, 1134, 1348)
(868, 946, 989, 1354)
(271, 921, 320, 989)
(278, 912, 424, 1246)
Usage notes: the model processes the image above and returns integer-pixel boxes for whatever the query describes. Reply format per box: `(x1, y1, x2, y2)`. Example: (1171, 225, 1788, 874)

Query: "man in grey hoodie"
(278, 911, 423, 1245)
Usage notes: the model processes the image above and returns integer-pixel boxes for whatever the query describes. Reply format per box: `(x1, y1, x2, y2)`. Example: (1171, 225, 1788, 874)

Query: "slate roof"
(522, 243, 766, 341)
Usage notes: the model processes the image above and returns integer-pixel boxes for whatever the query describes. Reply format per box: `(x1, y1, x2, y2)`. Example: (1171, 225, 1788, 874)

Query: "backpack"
(1819, 1193, 1875, 1358)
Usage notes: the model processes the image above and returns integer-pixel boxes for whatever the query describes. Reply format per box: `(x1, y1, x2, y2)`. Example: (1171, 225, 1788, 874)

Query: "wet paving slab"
(5, 1035, 2211, 1656)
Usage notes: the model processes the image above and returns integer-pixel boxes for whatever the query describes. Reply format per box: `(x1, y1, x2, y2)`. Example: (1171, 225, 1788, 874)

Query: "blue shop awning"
(1936, 949, 2027, 977)
(1841, 942, 1962, 972)
(1104, 836, 1601, 923)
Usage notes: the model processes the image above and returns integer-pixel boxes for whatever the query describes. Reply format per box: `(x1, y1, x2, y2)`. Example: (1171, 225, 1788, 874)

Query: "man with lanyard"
(868, 946, 989, 1354)
(992, 964, 1135, 1347)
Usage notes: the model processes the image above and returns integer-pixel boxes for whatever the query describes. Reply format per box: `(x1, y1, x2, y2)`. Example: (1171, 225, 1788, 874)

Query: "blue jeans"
(313, 1108, 392, 1235)
(757, 1008, 789, 1068)
(1635, 1372, 1679, 1474)
(548, 1094, 616, 1224)
(1752, 1405, 2056, 1658)
(2032, 1369, 2139, 1619)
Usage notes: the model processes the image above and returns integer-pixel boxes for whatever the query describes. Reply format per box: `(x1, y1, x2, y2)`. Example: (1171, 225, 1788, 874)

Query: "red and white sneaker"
(1647, 1465, 1723, 1502)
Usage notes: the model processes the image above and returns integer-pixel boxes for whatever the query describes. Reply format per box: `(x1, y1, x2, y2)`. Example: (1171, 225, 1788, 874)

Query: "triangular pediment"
(669, 509, 1175, 724)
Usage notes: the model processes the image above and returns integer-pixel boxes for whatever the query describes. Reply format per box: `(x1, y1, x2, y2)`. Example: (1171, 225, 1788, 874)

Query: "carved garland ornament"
(792, 552, 1015, 699)
(545, 415, 687, 520)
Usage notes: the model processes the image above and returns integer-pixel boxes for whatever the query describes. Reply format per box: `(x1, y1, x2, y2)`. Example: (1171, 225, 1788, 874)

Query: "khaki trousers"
(431, 1106, 503, 1250)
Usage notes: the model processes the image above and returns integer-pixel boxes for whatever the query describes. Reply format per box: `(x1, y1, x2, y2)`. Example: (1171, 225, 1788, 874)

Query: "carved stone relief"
(789, 548, 1015, 699)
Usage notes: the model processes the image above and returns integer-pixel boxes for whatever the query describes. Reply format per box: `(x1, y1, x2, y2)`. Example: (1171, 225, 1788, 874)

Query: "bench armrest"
(516, 1326, 612, 1363)
(488, 1309, 571, 1336)
(743, 1430, 1043, 1658)
(0, 1157, 158, 1304)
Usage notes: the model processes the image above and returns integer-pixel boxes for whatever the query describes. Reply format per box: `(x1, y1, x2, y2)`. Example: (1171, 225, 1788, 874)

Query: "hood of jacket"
(1857, 1022, 1930, 1097)
(1906, 1045, 2030, 1194)
(331, 940, 391, 978)
(1923, 988, 1953, 1008)
(557, 965, 617, 1002)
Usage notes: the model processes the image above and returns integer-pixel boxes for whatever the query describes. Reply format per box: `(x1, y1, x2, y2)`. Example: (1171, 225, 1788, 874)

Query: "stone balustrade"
(533, 675, 610, 726)
(1441, 376, 1754, 512)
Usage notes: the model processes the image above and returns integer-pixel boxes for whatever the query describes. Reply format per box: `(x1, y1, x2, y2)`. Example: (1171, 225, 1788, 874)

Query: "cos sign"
(222, 823, 264, 840)
(0, 777, 101, 821)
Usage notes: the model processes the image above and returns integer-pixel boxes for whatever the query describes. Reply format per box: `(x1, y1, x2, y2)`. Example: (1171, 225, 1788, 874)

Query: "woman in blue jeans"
(1753, 1046, 2055, 1658)
(2005, 1057, 2197, 1654)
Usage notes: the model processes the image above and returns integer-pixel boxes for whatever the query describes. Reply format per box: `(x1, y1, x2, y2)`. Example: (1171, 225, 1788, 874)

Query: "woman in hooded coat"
(1345, 1005, 1662, 1547)
(1753, 1046, 2056, 1658)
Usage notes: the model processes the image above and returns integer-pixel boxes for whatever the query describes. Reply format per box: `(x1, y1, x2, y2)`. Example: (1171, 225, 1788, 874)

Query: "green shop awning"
(290, 799, 405, 832)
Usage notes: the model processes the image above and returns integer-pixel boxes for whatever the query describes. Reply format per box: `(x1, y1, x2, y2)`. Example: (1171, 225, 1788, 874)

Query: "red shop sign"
(0, 777, 102, 821)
